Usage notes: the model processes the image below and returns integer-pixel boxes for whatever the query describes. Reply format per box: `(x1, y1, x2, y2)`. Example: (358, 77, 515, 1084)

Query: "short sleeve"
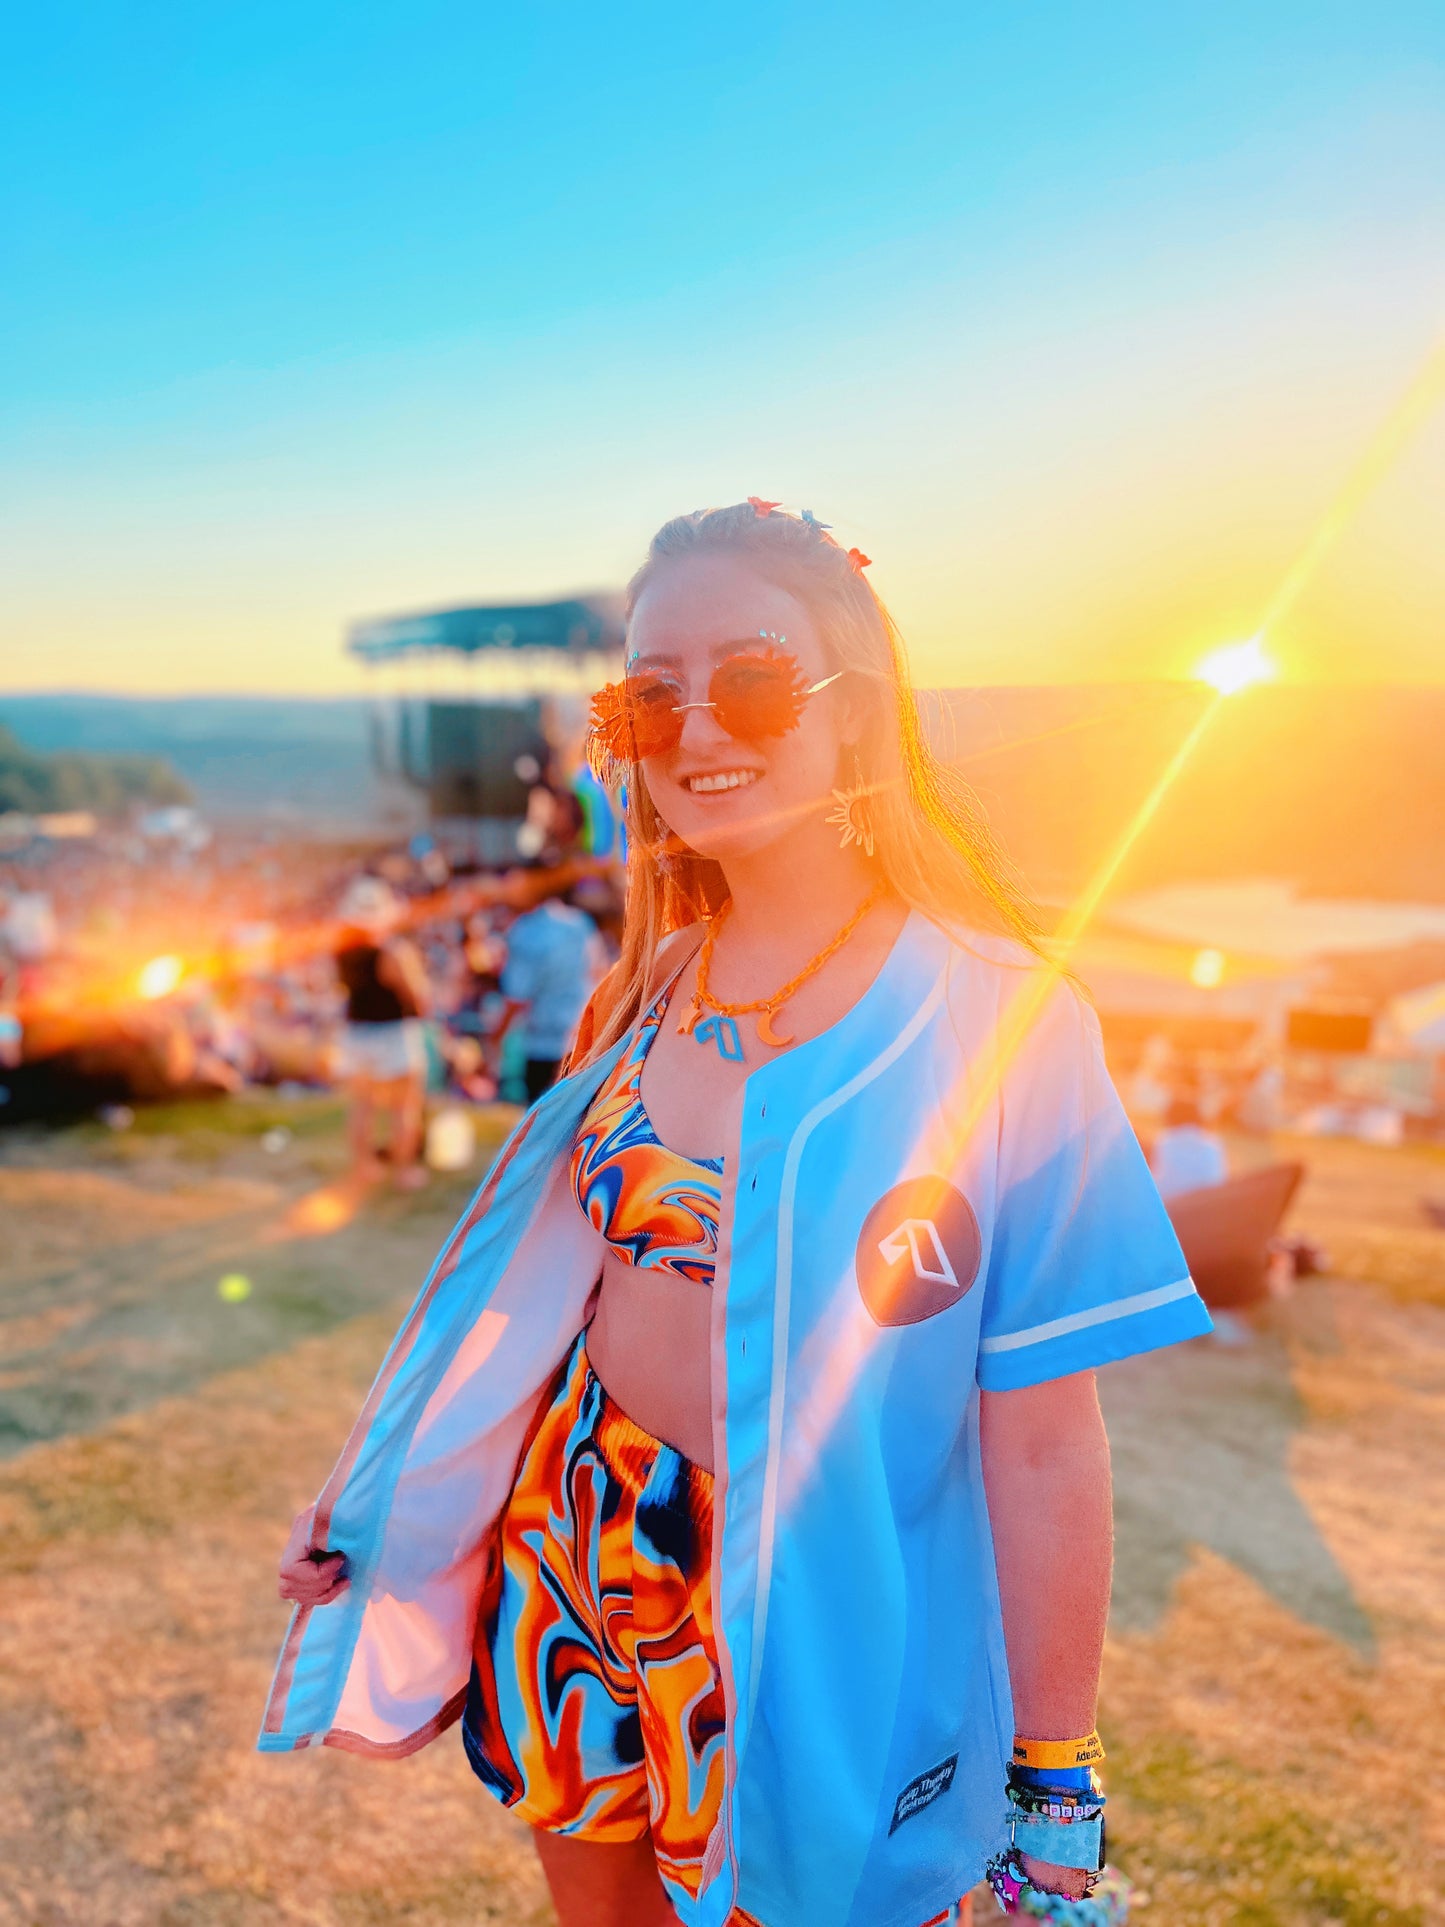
(976, 975, 1212, 1390)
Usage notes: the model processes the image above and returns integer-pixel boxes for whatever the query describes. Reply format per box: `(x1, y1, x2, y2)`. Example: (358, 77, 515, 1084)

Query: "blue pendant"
(694, 1013, 745, 1062)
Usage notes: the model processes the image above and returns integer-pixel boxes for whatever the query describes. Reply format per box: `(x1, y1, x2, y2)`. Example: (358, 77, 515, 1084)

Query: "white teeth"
(687, 769, 759, 794)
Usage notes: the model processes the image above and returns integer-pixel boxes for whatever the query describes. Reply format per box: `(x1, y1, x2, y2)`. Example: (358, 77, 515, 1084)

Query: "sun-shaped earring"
(826, 750, 875, 858)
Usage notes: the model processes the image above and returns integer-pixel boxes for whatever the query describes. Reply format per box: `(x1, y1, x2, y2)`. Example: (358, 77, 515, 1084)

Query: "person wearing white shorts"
(334, 879, 431, 1190)
(340, 1015, 428, 1084)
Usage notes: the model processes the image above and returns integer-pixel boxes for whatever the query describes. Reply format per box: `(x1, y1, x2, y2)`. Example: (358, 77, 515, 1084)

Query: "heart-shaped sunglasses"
(587, 645, 842, 769)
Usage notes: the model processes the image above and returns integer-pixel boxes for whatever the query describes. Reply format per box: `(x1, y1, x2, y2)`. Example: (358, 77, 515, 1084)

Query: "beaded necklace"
(676, 886, 887, 1060)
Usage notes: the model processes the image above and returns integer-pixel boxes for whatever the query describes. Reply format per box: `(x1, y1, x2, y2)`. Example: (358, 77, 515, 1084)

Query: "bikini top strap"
(633, 924, 702, 1041)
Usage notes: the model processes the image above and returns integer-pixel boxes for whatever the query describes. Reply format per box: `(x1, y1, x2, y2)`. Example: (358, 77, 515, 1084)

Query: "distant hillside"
(0, 721, 190, 816)
(0, 695, 387, 833)
(2, 686, 1441, 900)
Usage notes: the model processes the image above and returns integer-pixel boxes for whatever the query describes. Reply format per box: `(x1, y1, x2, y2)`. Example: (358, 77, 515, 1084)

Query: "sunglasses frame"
(585, 643, 846, 782)
(626, 647, 841, 750)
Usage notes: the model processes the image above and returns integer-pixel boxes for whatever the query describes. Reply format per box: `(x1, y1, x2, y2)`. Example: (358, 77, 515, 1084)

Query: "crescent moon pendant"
(755, 1007, 795, 1049)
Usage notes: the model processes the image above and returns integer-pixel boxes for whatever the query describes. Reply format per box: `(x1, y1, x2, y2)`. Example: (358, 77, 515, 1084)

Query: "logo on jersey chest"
(855, 1179, 981, 1325)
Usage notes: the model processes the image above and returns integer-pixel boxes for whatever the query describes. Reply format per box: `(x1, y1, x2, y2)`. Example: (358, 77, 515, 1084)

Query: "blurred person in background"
(1149, 1089, 1228, 1198)
(1126, 1032, 1173, 1125)
(516, 774, 587, 867)
(275, 504, 1211, 1927)
(572, 757, 619, 859)
(334, 877, 431, 1189)
(0, 942, 21, 1093)
(568, 870, 626, 962)
(1236, 1055, 1285, 1134)
(1, 884, 59, 965)
(444, 913, 509, 1096)
(498, 885, 606, 1103)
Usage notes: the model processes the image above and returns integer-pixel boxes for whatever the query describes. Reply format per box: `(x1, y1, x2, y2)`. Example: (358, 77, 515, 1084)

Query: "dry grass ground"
(1, 1100, 1442, 1925)
(1098, 1139, 1445, 1922)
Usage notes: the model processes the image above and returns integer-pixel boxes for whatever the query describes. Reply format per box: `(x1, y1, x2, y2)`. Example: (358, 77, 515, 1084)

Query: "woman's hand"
(1016, 1852, 1089, 1901)
(277, 1505, 349, 1608)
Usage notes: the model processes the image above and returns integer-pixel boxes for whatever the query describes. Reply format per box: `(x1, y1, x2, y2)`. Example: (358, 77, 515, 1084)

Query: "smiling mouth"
(685, 769, 761, 795)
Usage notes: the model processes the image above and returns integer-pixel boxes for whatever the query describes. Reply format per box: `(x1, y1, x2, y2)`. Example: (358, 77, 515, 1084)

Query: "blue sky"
(2, 3, 1442, 691)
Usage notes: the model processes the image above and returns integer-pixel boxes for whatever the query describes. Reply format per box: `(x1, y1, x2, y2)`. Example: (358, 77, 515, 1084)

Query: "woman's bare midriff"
(586, 1256, 716, 1472)
(581, 896, 909, 1477)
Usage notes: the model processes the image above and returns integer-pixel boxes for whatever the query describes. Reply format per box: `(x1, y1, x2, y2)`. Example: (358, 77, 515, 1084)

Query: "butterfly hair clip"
(847, 548, 872, 573)
(747, 496, 782, 517)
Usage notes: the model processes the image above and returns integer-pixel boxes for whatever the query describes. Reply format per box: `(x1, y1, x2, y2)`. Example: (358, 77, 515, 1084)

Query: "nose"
(675, 699, 733, 754)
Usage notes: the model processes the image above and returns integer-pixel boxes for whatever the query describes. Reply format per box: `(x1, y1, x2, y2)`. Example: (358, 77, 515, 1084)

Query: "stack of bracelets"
(983, 1732, 1132, 1924)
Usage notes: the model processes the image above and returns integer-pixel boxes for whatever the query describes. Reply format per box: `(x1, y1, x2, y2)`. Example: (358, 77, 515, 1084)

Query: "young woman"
(268, 503, 1210, 1927)
(333, 876, 432, 1191)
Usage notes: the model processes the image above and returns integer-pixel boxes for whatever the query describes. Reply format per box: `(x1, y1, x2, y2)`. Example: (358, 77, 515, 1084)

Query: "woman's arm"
(980, 1369, 1112, 1900)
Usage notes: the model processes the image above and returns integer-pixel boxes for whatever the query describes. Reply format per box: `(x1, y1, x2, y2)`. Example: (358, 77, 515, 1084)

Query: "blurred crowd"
(0, 805, 624, 1145)
(5, 801, 1440, 1177)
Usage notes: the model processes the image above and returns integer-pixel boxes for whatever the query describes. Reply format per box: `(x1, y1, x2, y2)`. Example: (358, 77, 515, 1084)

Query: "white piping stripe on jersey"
(746, 961, 950, 1727)
(978, 1276, 1197, 1354)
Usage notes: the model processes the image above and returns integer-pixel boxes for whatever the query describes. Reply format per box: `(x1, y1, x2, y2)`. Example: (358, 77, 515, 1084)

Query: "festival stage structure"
(346, 594, 625, 859)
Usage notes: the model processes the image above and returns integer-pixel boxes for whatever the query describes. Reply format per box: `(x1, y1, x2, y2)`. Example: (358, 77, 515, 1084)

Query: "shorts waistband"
(578, 1338, 714, 1514)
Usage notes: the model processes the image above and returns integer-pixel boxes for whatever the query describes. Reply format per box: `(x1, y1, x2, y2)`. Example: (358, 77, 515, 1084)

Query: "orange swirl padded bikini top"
(570, 995, 723, 1287)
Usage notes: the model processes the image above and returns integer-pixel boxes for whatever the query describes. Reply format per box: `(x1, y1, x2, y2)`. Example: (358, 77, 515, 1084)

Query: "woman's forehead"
(628, 555, 820, 662)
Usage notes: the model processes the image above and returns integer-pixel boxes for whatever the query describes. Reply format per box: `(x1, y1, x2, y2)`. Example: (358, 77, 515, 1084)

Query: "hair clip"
(847, 548, 872, 572)
(747, 496, 782, 517)
(800, 509, 833, 532)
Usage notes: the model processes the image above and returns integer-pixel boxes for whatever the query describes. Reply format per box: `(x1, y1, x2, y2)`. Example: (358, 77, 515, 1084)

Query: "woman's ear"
(836, 675, 871, 750)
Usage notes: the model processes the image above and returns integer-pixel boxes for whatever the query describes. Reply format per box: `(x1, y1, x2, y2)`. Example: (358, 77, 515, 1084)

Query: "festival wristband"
(1011, 1731, 1105, 1771)
(1010, 1762, 1099, 1796)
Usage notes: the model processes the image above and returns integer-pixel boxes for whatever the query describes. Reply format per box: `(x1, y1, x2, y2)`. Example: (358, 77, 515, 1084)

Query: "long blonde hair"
(573, 502, 1045, 1063)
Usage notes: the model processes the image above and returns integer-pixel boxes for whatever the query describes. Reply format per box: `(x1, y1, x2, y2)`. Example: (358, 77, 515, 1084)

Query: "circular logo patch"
(855, 1179, 982, 1327)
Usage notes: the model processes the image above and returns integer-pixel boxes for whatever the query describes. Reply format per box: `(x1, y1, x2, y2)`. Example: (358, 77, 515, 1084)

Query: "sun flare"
(1194, 634, 1275, 697)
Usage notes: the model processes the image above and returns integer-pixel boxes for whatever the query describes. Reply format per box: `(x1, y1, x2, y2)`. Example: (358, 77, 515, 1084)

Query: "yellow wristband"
(1011, 1731, 1105, 1771)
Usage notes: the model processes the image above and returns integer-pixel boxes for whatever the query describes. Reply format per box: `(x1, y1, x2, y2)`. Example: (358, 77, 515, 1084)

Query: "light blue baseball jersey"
(259, 911, 1209, 1925)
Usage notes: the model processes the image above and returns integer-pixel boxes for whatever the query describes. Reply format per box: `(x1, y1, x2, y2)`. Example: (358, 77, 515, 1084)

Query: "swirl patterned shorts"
(462, 1334, 976, 1926)
(462, 1333, 726, 1904)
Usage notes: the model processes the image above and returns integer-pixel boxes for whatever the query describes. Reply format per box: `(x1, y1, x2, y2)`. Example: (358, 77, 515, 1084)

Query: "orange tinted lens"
(625, 674, 684, 758)
(710, 654, 805, 739)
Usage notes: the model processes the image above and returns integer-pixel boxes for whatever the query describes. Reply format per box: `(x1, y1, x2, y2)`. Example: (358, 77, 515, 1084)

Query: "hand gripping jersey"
(259, 913, 1210, 1927)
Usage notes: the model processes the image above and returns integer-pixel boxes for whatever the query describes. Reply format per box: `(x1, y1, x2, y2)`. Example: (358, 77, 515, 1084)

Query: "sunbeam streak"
(1255, 328, 1445, 645)
(777, 331, 1445, 1518)
(778, 694, 1223, 1513)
